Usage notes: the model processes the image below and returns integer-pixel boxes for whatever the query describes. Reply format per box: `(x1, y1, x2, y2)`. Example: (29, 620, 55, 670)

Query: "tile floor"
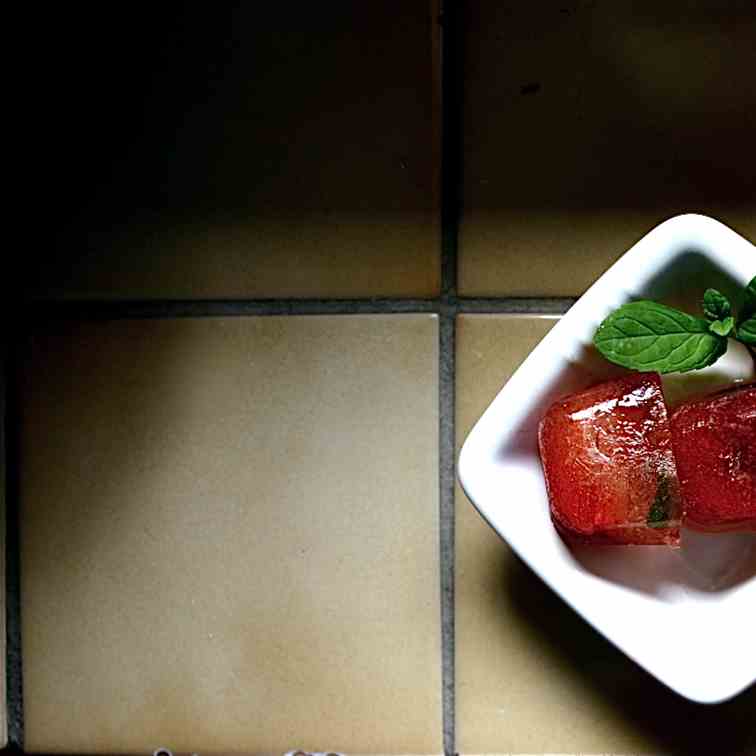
(7, 2, 756, 755)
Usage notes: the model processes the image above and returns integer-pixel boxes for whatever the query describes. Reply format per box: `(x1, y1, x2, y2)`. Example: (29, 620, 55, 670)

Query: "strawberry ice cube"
(670, 382, 756, 533)
(538, 372, 681, 546)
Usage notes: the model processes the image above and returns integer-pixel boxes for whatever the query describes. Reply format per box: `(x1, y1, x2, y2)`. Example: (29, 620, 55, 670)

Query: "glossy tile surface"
(20, 316, 441, 753)
(33, 3, 440, 299)
(459, 2, 756, 295)
(455, 315, 756, 755)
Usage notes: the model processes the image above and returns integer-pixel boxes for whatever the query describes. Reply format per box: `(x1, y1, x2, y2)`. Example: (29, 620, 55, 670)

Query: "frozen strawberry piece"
(538, 372, 681, 546)
(670, 382, 756, 533)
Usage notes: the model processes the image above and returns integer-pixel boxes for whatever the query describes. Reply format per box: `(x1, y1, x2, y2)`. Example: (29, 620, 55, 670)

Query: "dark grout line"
(438, 313, 456, 756)
(0, 354, 5, 749)
(439, 0, 462, 750)
(439, 3, 460, 306)
(26, 296, 577, 322)
(0, 353, 4, 748)
(457, 297, 575, 314)
(26, 298, 439, 320)
(4, 342, 23, 749)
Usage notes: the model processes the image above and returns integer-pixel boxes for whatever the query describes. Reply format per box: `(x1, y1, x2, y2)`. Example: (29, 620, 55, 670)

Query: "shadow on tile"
(467, 2, 756, 211)
(27, 3, 440, 299)
(497, 551, 756, 756)
(461, 1, 756, 295)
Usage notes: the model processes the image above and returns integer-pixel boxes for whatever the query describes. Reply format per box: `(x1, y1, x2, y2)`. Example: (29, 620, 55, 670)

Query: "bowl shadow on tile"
(498, 551, 756, 756)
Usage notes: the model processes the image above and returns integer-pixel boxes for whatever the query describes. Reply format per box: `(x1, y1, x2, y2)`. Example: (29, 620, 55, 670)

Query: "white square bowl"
(458, 214, 756, 704)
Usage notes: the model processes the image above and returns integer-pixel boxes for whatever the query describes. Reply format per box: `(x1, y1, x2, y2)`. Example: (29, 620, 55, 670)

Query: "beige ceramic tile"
(460, 2, 756, 296)
(33, 3, 440, 299)
(455, 315, 756, 755)
(19, 316, 441, 754)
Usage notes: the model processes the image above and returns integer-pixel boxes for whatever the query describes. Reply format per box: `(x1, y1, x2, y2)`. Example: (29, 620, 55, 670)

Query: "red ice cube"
(670, 382, 756, 533)
(538, 372, 681, 546)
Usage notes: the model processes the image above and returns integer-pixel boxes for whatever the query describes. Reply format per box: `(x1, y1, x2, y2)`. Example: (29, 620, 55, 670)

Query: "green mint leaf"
(737, 315, 756, 345)
(740, 276, 756, 323)
(594, 300, 728, 374)
(709, 316, 735, 337)
(702, 288, 731, 321)
(647, 475, 671, 528)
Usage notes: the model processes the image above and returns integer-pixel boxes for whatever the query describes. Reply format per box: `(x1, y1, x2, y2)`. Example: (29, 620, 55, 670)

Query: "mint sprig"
(594, 276, 756, 374)
(594, 301, 726, 373)
(703, 288, 731, 321)
(744, 276, 756, 315)
(736, 276, 756, 345)
(738, 315, 756, 345)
